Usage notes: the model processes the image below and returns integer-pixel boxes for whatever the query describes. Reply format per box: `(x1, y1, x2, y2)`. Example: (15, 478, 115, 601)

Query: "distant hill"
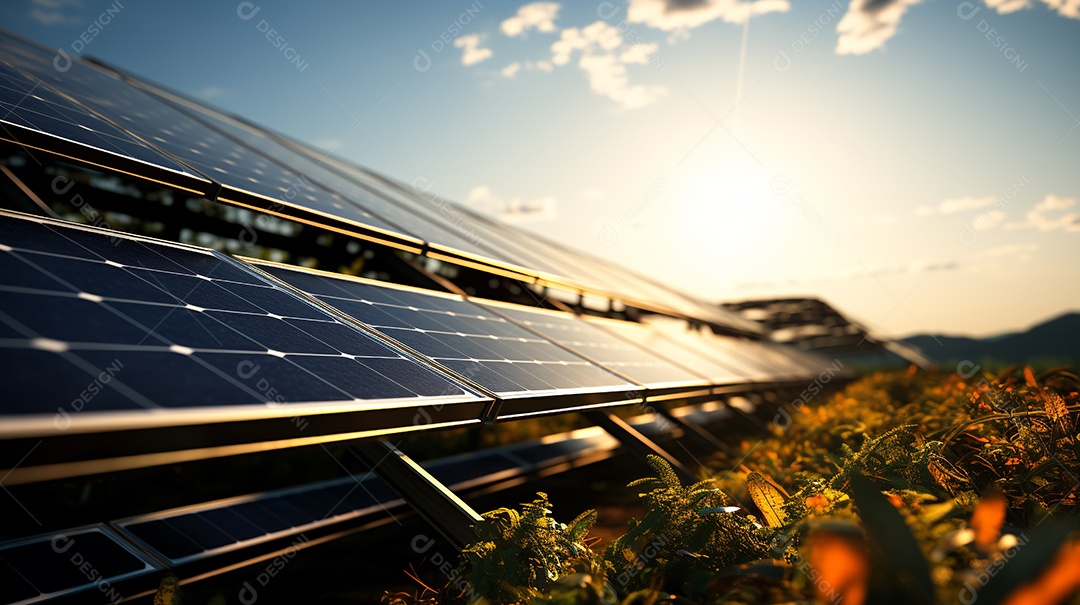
(901, 312, 1080, 366)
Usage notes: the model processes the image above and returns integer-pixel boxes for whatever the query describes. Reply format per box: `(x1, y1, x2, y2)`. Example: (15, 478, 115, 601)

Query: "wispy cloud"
(914, 196, 995, 216)
(1006, 195, 1080, 232)
(454, 34, 493, 66)
(835, 0, 923, 55)
(735, 258, 959, 289)
(551, 21, 667, 109)
(1039, 0, 1080, 18)
(984, 0, 1032, 14)
(466, 185, 559, 224)
(978, 243, 1038, 259)
(28, 0, 82, 26)
(500, 62, 522, 78)
(627, 0, 790, 34)
(501, 2, 561, 37)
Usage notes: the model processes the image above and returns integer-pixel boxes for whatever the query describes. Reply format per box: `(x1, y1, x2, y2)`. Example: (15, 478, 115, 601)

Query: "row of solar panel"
(0, 209, 837, 483)
(0, 402, 729, 605)
(0, 29, 759, 333)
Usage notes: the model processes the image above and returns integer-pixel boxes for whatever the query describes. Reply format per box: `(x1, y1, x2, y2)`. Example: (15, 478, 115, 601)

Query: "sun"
(678, 157, 774, 250)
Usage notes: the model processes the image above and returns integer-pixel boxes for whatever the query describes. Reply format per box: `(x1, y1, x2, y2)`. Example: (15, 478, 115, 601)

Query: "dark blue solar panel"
(479, 303, 707, 388)
(0, 56, 199, 179)
(259, 263, 641, 398)
(0, 31, 410, 238)
(0, 213, 482, 425)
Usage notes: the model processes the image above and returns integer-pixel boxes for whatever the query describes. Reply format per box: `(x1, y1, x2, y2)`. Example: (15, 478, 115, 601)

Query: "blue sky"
(3, 0, 1078, 338)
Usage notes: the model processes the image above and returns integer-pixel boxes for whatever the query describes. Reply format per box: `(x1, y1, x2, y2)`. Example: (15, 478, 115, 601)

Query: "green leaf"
(848, 472, 934, 602)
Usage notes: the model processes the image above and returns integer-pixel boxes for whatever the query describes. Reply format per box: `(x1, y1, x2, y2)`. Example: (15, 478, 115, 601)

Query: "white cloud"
(1021, 195, 1080, 232)
(501, 2, 561, 37)
(535, 60, 554, 72)
(915, 196, 994, 216)
(500, 62, 523, 78)
(550, 21, 667, 109)
(985, 0, 1032, 13)
(29, 0, 82, 26)
(1040, 0, 1080, 18)
(835, 0, 922, 55)
(978, 243, 1038, 258)
(467, 185, 559, 224)
(454, 34, 493, 66)
(626, 0, 790, 33)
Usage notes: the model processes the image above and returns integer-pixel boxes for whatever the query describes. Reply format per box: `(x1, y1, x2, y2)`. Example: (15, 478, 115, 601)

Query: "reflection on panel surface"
(0, 212, 482, 434)
(260, 263, 640, 399)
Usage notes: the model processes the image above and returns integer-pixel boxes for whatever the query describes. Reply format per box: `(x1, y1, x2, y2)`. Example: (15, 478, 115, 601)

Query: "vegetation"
(382, 366, 1080, 605)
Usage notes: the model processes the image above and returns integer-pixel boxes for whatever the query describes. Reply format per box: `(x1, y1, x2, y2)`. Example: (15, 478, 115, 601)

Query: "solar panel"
(254, 262, 644, 416)
(0, 210, 488, 482)
(0, 31, 423, 251)
(0, 48, 208, 194)
(95, 74, 548, 274)
(577, 316, 758, 386)
(475, 300, 711, 394)
(0, 526, 159, 603)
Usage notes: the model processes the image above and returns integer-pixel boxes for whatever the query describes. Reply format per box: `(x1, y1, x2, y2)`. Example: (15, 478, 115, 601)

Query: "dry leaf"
(747, 471, 787, 528)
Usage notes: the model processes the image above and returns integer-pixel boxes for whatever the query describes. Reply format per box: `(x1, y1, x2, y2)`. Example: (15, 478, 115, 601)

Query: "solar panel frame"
(0, 210, 491, 484)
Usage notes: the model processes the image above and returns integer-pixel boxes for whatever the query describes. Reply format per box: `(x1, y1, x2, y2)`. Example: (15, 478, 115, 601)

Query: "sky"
(2, 0, 1078, 339)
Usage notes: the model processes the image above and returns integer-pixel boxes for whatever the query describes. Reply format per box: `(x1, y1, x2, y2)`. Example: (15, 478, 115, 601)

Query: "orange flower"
(808, 533, 869, 605)
(970, 490, 1006, 550)
(806, 494, 830, 513)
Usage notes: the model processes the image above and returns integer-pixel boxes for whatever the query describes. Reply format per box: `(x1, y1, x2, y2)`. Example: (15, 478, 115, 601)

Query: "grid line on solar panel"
(251, 261, 643, 399)
(470, 299, 712, 390)
(641, 320, 782, 382)
(0, 526, 159, 602)
(0, 60, 209, 194)
(106, 76, 543, 271)
(0, 31, 424, 248)
(577, 315, 758, 386)
(0, 212, 482, 433)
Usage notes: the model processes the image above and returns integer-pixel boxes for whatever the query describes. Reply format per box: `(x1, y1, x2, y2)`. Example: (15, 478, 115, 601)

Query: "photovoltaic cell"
(0, 55, 201, 184)
(0, 31, 414, 242)
(580, 317, 756, 385)
(258, 263, 641, 398)
(0, 527, 157, 603)
(476, 302, 709, 389)
(120, 81, 536, 266)
(117, 477, 394, 563)
(0, 212, 482, 432)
